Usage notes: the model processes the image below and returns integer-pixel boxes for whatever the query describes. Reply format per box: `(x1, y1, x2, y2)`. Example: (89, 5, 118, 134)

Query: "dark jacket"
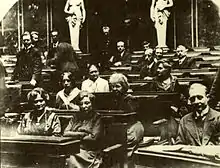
(172, 56, 196, 69)
(110, 50, 131, 66)
(140, 60, 158, 79)
(12, 46, 42, 83)
(176, 108, 220, 145)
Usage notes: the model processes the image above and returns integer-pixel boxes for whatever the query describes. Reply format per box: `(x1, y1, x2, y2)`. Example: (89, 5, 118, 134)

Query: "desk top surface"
(135, 145, 220, 166)
(1, 135, 78, 143)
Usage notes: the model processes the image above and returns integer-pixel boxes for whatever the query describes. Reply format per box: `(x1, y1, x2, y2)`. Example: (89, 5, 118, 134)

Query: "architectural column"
(191, 0, 194, 48)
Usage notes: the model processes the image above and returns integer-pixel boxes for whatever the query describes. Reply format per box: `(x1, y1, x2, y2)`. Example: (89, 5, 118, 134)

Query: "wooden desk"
(134, 145, 220, 168)
(1, 135, 80, 168)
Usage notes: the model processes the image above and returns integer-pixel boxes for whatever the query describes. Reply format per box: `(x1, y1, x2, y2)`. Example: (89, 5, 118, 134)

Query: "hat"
(142, 41, 150, 47)
(51, 31, 58, 36)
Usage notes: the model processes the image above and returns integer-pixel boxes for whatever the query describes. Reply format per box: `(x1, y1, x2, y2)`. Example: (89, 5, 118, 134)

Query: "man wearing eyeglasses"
(176, 83, 220, 145)
(11, 31, 42, 86)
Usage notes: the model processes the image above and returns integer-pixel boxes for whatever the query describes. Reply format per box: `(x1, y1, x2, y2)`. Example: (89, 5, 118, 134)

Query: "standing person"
(81, 64, 109, 93)
(56, 71, 80, 110)
(64, 91, 103, 168)
(176, 83, 220, 145)
(98, 25, 114, 70)
(47, 30, 60, 67)
(150, 0, 173, 49)
(109, 73, 144, 158)
(11, 31, 42, 86)
(64, 0, 86, 53)
(17, 87, 61, 136)
(109, 41, 131, 67)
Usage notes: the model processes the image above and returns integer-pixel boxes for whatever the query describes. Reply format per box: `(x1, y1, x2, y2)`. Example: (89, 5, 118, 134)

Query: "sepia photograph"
(1, 0, 220, 168)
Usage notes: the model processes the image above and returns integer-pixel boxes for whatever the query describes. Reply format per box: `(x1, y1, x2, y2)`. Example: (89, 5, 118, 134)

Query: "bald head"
(117, 41, 125, 53)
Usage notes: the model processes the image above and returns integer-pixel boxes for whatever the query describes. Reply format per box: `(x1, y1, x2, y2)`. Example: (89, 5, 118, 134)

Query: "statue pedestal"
(161, 46, 169, 53)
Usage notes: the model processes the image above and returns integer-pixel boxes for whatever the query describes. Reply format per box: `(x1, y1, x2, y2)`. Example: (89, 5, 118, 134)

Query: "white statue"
(64, 0, 86, 52)
(150, 0, 173, 49)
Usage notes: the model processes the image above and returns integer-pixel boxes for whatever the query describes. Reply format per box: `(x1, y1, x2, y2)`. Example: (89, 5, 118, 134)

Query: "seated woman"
(64, 91, 103, 168)
(56, 71, 80, 110)
(149, 60, 188, 143)
(109, 73, 144, 158)
(17, 87, 61, 135)
(81, 64, 109, 93)
(149, 59, 180, 92)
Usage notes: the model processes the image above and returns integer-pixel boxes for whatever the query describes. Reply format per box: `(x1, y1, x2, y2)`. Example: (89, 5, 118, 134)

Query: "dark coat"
(176, 108, 220, 145)
(12, 46, 42, 83)
(173, 57, 196, 69)
(111, 50, 132, 66)
(139, 61, 157, 79)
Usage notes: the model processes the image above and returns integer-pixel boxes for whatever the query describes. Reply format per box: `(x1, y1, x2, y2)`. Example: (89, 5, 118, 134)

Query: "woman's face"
(79, 97, 92, 114)
(62, 73, 72, 89)
(33, 94, 46, 111)
(110, 82, 123, 94)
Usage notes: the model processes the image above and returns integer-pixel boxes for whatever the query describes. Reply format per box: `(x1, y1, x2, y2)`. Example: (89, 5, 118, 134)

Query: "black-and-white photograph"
(1, 0, 220, 167)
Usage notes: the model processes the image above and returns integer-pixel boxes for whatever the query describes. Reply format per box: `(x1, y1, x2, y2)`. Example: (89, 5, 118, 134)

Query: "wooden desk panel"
(1, 135, 80, 168)
(134, 145, 220, 168)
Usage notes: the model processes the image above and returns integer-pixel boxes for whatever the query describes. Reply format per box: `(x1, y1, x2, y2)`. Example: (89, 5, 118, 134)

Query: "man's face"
(52, 32, 58, 43)
(117, 42, 125, 53)
(32, 34, 39, 43)
(102, 26, 110, 35)
(22, 34, 32, 48)
(89, 65, 99, 81)
(155, 48, 163, 58)
(143, 44, 149, 51)
(145, 49, 154, 62)
(79, 96, 92, 114)
(189, 84, 208, 114)
(157, 63, 168, 78)
(176, 47, 187, 59)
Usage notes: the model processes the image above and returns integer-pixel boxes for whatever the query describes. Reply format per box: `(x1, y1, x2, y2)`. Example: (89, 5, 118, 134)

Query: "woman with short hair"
(64, 91, 103, 168)
(17, 87, 61, 136)
(109, 73, 144, 158)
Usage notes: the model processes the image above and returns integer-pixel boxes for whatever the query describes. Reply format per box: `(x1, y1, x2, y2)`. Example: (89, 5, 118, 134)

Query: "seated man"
(154, 47, 163, 60)
(176, 83, 220, 145)
(11, 31, 42, 86)
(81, 64, 109, 93)
(139, 48, 158, 80)
(172, 45, 196, 69)
(109, 41, 131, 67)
